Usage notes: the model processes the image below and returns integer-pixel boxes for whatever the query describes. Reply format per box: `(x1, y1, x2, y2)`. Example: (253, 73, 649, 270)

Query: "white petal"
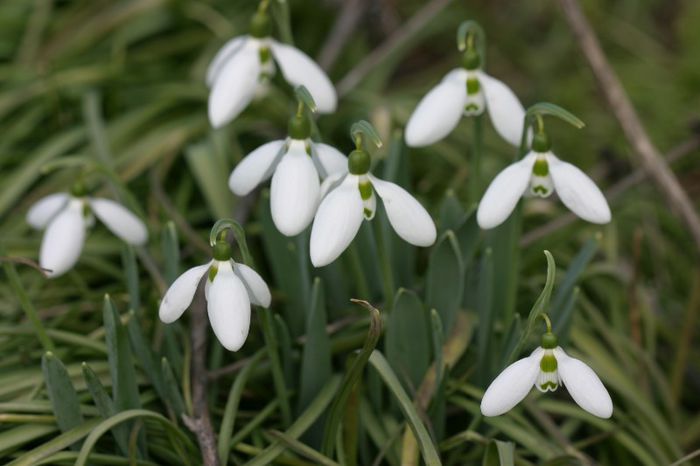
(207, 261, 251, 351)
(480, 348, 544, 416)
(39, 201, 86, 278)
(206, 36, 248, 87)
(368, 175, 436, 246)
(405, 69, 467, 147)
(477, 153, 537, 229)
(270, 143, 320, 236)
(208, 41, 261, 128)
(477, 71, 526, 147)
(89, 198, 148, 245)
(27, 193, 69, 229)
(229, 140, 286, 196)
(158, 263, 210, 323)
(554, 347, 613, 418)
(310, 175, 364, 267)
(232, 261, 271, 307)
(311, 143, 347, 177)
(269, 40, 337, 113)
(548, 154, 611, 224)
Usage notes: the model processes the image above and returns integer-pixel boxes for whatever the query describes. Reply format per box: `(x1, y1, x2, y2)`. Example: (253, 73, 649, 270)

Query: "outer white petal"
(89, 198, 148, 245)
(368, 174, 436, 246)
(477, 71, 526, 146)
(158, 263, 210, 323)
(548, 154, 611, 224)
(269, 40, 337, 113)
(480, 348, 544, 416)
(405, 69, 467, 147)
(319, 172, 346, 199)
(554, 347, 613, 418)
(270, 142, 320, 236)
(207, 261, 251, 351)
(229, 140, 286, 196)
(206, 36, 248, 87)
(39, 201, 86, 278)
(233, 261, 271, 308)
(477, 153, 537, 229)
(27, 193, 69, 229)
(310, 175, 364, 267)
(311, 143, 347, 177)
(208, 41, 261, 128)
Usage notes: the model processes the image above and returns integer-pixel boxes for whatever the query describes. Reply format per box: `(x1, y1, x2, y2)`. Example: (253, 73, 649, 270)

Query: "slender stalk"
(2, 256, 54, 352)
(469, 114, 483, 204)
(260, 309, 292, 427)
(373, 215, 395, 310)
(347, 244, 370, 298)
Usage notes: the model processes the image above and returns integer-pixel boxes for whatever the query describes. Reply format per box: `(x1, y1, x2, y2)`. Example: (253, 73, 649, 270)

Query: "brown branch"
(558, 0, 700, 252)
(336, 0, 452, 97)
(182, 286, 220, 466)
(521, 135, 700, 246)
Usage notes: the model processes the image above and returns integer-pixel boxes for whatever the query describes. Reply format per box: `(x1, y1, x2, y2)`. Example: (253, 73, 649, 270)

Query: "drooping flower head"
(27, 181, 148, 278)
(159, 220, 271, 352)
(481, 315, 613, 418)
(310, 121, 437, 267)
(207, 1, 337, 128)
(477, 104, 611, 229)
(405, 21, 525, 147)
(229, 86, 347, 237)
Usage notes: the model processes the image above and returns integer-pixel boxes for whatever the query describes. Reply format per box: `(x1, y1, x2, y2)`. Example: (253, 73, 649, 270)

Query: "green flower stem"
(374, 215, 395, 310)
(259, 309, 292, 427)
(469, 114, 484, 204)
(2, 256, 54, 352)
(347, 244, 370, 298)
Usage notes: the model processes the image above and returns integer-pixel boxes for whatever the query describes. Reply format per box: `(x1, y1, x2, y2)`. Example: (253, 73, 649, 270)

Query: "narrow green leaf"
(274, 313, 294, 387)
(82, 362, 129, 455)
(426, 231, 465, 332)
(299, 278, 332, 412)
(322, 300, 382, 457)
(488, 207, 521, 325)
(260, 308, 292, 427)
(267, 430, 341, 466)
(385, 289, 431, 390)
(103, 296, 141, 412)
(482, 439, 515, 466)
(161, 358, 187, 420)
(41, 352, 83, 437)
(185, 138, 235, 219)
(369, 351, 442, 466)
(5, 420, 99, 466)
(121, 245, 140, 314)
(126, 310, 165, 397)
(161, 221, 180, 285)
(476, 248, 494, 386)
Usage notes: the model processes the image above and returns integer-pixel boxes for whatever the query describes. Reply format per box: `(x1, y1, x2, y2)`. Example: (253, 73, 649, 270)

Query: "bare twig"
(336, 0, 452, 96)
(521, 135, 700, 246)
(183, 286, 220, 466)
(317, 0, 368, 71)
(558, 0, 700, 252)
(0, 256, 49, 277)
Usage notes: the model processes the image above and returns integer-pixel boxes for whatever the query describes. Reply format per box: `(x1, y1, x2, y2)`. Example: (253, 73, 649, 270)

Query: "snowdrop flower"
(229, 103, 347, 237)
(159, 228, 271, 351)
(207, 5, 336, 128)
(27, 185, 147, 278)
(405, 29, 525, 147)
(481, 328, 613, 418)
(310, 123, 437, 267)
(477, 130, 611, 229)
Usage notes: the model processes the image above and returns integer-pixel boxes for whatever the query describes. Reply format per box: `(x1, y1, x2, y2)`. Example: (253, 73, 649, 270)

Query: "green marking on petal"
(359, 181, 373, 200)
(466, 77, 480, 95)
(532, 185, 549, 196)
(533, 158, 549, 177)
(465, 103, 480, 112)
(540, 354, 558, 373)
(539, 381, 558, 391)
(208, 263, 218, 282)
(364, 208, 373, 218)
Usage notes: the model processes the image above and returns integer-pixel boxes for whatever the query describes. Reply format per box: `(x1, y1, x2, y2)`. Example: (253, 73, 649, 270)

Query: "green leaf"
(426, 230, 465, 332)
(5, 420, 99, 466)
(299, 278, 332, 412)
(385, 289, 431, 390)
(160, 357, 187, 421)
(476, 248, 494, 386)
(185, 136, 235, 220)
(41, 352, 83, 437)
(322, 300, 382, 457)
(482, 439, 515, 466)
(120, 245, 140, 313)
(82, 362, 129, 455)
(369, 351, 442, 466)
(126, 310, 166, 398)
(103, 296, 141, 412)
(488, 208, 521, 326)
(161, 221, 180, 285)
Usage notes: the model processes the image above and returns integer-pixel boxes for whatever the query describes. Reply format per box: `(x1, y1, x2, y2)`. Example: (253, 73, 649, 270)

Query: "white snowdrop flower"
(27, 187, 148, 278)
(309, 147, 437, 267)
(405, 45, 525, 147)
(206, 8, 337, 128)
(158, 237, 271, 352)
(228, 112, 347, 237)
(481, 331, 613, 418)
(477, 131, 611, 229)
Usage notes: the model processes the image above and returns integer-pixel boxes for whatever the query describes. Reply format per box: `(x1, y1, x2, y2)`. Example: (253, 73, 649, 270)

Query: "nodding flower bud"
(212, 240, 232, 261)
(348, 149, 370, 175)
(462, 48, 481, 71)
(70, 180, 88, 197)
(288, 114, 311, 140)
(541, 332, 558, 349)
(531, 131, 551, 153)
(249, 11, 272, 38)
